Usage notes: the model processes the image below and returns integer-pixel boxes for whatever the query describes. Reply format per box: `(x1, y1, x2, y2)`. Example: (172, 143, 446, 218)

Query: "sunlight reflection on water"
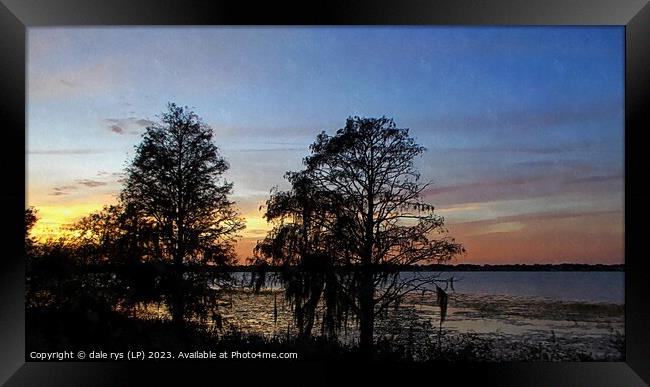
(120, 285, 624, 355)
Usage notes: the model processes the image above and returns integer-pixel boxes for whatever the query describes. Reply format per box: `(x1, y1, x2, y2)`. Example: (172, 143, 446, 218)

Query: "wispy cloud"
(50, 186, 75, 196)
(134, 118, 156, 127)
(453, 208, 621, 228)
(104, 117, 154, 135)
(424, 171, 623, 207)
(474, 221, 525, 236)
(76, 179, 109, 188)
(48, 174, 119, 196)
(109, 125, 124, 134)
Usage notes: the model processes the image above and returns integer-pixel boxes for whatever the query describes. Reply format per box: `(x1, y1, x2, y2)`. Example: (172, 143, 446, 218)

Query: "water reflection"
(117, 278, 624, 361)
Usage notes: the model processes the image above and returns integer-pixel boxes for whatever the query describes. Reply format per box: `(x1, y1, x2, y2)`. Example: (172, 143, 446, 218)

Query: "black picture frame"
(1, 0, 648, 385)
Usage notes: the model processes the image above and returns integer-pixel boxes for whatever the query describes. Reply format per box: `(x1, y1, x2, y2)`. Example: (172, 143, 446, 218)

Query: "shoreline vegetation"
(27, 285, 624, 362)
(221, 263, 625, 272)
(27, 254, 624, 362)
(42, 262, 624, 274)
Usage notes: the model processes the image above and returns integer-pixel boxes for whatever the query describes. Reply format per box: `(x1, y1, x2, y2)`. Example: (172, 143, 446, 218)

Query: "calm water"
(238, 271, 624, 304)
(403, 271, 624, 304)
(138, 270, 625, 359)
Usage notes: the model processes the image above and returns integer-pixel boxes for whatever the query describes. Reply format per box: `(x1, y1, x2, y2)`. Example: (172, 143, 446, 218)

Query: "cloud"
(104, 117, 155, 135)
(135, 118, 156, 127)
(424, 171, 623, 207)
(474, 221, 525, 235)
(453, 209, 621, 228)
(76, 179, 109, 188)
(50, 178, 111, 193)
(109, 125, 124, 134)
(49, 185, 76, 196)
(50, 188, 70, 196)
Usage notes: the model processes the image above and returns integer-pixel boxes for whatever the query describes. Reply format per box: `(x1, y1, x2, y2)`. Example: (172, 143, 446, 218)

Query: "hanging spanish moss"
(273, 292, 278, 325)
(436, 285, 448, 326)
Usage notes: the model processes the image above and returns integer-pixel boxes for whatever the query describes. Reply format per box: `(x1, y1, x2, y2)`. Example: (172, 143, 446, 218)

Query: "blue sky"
(27, 26, 624, 263)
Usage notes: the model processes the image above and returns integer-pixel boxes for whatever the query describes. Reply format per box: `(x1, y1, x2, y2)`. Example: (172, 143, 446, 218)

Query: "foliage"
(65, 203, 158, 265)
(25, 207, 38, 257)
(121, 103, 244, 266)
(256, 116, 465, 351)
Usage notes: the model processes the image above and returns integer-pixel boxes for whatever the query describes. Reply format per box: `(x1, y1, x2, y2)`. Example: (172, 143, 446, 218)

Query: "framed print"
(1, 0, 649, 385)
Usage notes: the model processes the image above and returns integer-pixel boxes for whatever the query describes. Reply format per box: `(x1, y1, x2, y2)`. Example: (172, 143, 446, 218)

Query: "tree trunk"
(359, 181, 375, 358)
(302, 281, 323, 338)
(171, 233, 185, 327)
(170, 268, 185, 327)
(359, 268, 374, 358)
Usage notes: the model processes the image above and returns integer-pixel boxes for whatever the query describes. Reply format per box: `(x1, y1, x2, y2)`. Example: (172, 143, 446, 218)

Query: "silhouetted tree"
(122, 103, 245, 266)
(121, 103, 245, 324)
(256, 172, 350, 338)
(69, 203, 159, 265)
(25, 209, 117, 311)
(257, 116, 464, 356)
(25, 207, 38, 256)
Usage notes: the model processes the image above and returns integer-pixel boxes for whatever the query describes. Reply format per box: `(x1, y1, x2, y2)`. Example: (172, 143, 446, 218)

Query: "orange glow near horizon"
(28, 199, 276, 262)
(27, 197, 624, 265)
(29, 203, 112, 242)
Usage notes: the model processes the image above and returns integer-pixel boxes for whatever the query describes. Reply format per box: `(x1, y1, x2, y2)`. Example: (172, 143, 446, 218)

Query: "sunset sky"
(27, 27, 624, 264)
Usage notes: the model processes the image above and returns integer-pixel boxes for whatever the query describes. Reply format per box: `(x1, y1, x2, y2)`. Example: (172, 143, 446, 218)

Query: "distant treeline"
(226, 263, 625, 272)
(409, 263, 624, 272)
(52, 262, 624, 273)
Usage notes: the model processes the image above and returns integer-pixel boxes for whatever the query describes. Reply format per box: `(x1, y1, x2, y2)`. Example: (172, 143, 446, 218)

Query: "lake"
(128, 270, 625, 360)
(405, 271, 624, 304)
(236, 271, 624, 304)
